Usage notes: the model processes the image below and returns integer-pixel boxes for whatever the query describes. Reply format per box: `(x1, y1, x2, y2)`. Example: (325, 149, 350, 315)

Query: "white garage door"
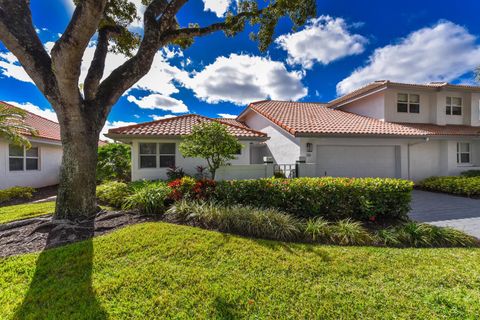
(316, 145, 398, 178)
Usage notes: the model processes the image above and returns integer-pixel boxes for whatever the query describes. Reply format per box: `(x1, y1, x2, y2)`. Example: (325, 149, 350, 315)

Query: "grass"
(0, 201, 55, 224)
(1, 222, 480, 319)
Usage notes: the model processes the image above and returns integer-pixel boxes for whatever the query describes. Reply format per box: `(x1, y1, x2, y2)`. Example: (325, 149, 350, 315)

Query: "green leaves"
(96, 143, 131, 182)
(0, 104, 37, 149)
(179, 122, 243, 178)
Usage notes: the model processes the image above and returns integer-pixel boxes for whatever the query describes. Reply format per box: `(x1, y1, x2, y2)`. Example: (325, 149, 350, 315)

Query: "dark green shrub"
(461, 170, 480, 178)
(166, 200, 302, 241)
(0, 186, 35, 203)
(213, 177, 413, 221)
(96, 181, 131, 208)
(97, 143, 131, 182)
(419, 176, 480, 197)
(166, 166, 186, 181)
(123, 182, 170, 214)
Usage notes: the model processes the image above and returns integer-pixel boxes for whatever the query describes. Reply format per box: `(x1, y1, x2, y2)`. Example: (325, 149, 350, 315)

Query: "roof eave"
(105, 133, 269, 141)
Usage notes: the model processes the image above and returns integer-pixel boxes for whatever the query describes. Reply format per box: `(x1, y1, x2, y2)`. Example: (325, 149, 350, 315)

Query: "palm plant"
(0, 104, 37, 148)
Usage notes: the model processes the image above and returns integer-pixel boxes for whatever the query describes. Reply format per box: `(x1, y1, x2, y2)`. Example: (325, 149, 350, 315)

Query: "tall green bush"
(213, 177, 413, 220)
(97, 143, 131, 182)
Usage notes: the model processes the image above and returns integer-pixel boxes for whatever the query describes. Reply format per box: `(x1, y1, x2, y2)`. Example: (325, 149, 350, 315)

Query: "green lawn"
(0, 201, 55, 224)
(1, 222, 480, 319)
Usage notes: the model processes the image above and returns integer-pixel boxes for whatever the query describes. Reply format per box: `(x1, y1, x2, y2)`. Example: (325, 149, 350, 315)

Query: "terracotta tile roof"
(1, 101, 61, 142)
(242, 100, 431, 137)
(394, 123, 480, 136)
(215, 118, 249, 129)
(108, 114, 267, 139)
(328, 80, 480, 108)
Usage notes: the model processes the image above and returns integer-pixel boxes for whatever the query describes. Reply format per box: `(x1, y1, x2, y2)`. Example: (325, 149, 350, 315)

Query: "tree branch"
(50, 0, 108, 106)
(0, 0, 58, 103)
(84, 26, 123, 101)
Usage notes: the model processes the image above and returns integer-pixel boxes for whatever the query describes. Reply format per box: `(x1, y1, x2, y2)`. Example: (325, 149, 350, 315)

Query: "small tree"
(179, 122, 242, 179)
(0, 104, 37, 148)
(96, 143, 131, 182)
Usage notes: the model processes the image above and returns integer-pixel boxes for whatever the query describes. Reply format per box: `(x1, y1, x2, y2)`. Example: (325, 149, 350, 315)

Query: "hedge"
(213, 177, 413, 221)
(419, 176, 480, 197)
(0, 186, 35, 204)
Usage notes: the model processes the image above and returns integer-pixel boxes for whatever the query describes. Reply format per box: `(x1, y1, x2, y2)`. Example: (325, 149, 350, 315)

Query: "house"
(108, 80, 480, 182)
(0, 102, 63, 189)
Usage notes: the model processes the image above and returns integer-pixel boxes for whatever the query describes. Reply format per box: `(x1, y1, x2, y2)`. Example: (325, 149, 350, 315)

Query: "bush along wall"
(419, 176, 480, 197)
(213, 177, 413, 221)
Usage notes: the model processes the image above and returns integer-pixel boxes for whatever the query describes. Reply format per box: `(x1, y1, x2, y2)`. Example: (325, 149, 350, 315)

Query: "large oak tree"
(0, 0, 315, 221)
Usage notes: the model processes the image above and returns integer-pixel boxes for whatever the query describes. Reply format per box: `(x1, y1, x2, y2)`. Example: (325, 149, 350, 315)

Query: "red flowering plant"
(168, 176, 216, 201)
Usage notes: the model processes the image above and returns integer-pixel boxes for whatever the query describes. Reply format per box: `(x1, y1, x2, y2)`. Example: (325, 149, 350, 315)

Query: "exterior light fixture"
(306, 142, 313, 152)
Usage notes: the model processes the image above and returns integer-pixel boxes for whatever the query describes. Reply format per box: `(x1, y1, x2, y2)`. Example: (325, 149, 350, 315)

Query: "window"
(457, 142, 471, 164)
(446, 97, 462, 115)
(139, 143, 157, 168)
(159, 143, 175, 168)
(9, 145, 39, 171)
(397, 93, 420, 113)
(139, 143, 176, 169)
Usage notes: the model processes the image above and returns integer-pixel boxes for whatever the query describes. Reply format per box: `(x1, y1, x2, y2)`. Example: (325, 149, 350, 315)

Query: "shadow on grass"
(14, 225, 107, 319)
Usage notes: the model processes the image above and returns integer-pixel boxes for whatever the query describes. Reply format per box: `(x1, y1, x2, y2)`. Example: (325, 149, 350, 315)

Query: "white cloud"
(276, 16, 367, 69)
(6, 101, 58, 122)
(337, 21, 480, 95)
(101, 120, 137, 141)
(202, 0, 231, 17)
(127, 94, 189, 113)
(149, 114, 177, 120)
(62, 0, 75, 13)
(217, 113, 237, 118)
(181, 53, 307, 105)
(0, 52, 34, 83)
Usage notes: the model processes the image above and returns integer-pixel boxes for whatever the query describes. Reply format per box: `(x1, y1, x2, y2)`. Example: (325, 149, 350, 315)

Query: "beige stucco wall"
(130, 138, 255, 181)
(0, 138, 62, 190)
(341, 91, 386, 120)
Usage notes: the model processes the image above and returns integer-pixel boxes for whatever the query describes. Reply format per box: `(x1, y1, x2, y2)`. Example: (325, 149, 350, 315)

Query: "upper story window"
(446, 97, 462, 116)
(397, 93, 420, 113)
(457, 142, 471, 164)
(9, 145, 39, 171)
(139, 143, 176, 169)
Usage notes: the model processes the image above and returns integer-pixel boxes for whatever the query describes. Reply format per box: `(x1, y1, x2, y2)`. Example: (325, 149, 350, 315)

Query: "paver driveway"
(410, 190, 480, 238)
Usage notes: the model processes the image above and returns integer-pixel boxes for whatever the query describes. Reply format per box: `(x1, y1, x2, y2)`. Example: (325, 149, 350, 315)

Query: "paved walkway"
(409, 190, 480, 238)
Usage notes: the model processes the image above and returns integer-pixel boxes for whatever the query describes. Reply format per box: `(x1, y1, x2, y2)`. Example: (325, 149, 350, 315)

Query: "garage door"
(316, 145, 399, 178)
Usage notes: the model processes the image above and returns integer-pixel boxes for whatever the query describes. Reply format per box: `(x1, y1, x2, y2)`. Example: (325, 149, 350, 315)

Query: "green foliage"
(166, 166, 186, 181)
(96, 181, 131, 208)
(329, 219, 373, 246)
(96, 143, 131, 182)
(165, 200, 302, 241)
(0, 201, 55, 224)
(304, 217, 331, 242)
(168, 177, 216, 201)
(461, 170, 480, 177)
(0, 104, 37, 148)
(123, 181, 170, 214)
(419, 176, 480, 197)
(213, 177, 414, 220)
(179, 122, 243, 179)
(0, 186, 35, 204)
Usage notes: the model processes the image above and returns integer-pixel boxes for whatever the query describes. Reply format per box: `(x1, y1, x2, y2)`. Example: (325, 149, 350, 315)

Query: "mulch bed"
(1, 185, 59, 207)
(0, 210, 160, 258)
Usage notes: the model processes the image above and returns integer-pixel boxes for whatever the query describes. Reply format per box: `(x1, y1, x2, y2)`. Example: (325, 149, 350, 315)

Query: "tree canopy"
(0, 104, 37, 148)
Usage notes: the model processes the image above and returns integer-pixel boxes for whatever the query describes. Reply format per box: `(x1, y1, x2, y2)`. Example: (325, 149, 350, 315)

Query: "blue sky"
(1, 0, 480, 138)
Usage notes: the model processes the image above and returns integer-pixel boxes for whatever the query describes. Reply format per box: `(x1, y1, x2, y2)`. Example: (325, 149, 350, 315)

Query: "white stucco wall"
(0, 138, 62, 190)
(130, 138, 256, 181)
(242, 110, 301, 164)
(340, 91, 386, 120)
(384, 88, 434, 123)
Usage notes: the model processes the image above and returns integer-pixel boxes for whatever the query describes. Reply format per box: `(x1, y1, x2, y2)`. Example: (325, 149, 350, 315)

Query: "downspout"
(407, 137, 430, 180)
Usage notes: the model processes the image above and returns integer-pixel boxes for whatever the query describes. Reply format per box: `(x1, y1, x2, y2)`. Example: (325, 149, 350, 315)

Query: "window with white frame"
(457, 142, 471, 164)
(446, 97, 462, 115)
(139, 143, 176, 169)
(9, 145, 39, 171)
(397, 93, 420, 113)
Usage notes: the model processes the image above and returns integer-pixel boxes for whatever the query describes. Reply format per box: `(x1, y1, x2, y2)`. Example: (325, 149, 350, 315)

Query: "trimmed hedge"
(96, 181, 131, 208)
(419, 176, 480, 197)
(213, 177, 413, 221)
(0, 186, 35, 204)
(461, 170, 480, 178)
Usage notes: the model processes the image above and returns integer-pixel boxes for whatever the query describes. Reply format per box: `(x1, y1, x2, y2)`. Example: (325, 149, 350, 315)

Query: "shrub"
(0, 186, 35, 203)
(304, 217, 331, 242)
(96, 181, 131, 208)
(166, 200, 302, 241)
(461, 170, 480, 178)
(213, 177, 413, 221)
(168, 177, 216, 201)
(97, 143, 131, 182)
(419, 176, 480, 197)
(122, 182, 170, 214)
(329, 219, 373, 245)
(166, 166, 186, 181)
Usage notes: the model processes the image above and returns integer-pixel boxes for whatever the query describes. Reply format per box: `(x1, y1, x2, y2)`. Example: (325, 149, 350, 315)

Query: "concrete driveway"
(410, 190, 480, 238)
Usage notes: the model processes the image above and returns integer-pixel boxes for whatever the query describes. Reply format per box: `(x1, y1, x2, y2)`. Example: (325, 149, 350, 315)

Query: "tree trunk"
(54, 106, 102, 221)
